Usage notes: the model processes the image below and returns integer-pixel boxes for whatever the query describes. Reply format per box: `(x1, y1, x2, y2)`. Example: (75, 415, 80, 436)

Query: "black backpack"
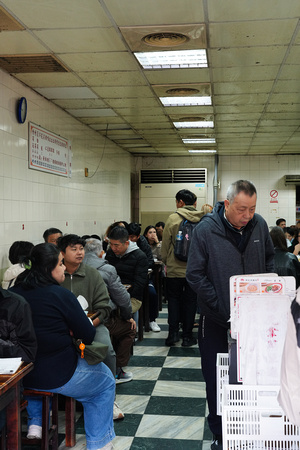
(174, 213, 199, 262)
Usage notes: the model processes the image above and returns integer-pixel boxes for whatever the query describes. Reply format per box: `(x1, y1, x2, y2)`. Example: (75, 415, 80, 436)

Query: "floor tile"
(114, 413, 143, 436)
(115, 394, 150, 414)
(135, 414, 204, 440)
(127, 355, 166, 367)
(130, 437, 203, 449)
(127, 366, 161, 380)
(158, 367, 205, 382)
(116, 379, 156, 396)
(164, 356, 202, 369)
(133, 346, 169, 357)
(145, 396, 207, 417)
(152, 380, 206, 398)
(168, 345, 200, 358)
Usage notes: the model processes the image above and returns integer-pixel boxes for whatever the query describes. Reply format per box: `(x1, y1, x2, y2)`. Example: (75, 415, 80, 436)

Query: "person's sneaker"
(115, 368, 133, 384)
(149, 321, 161, 332)
(165, 332, 180, 346)
(211, 434, 223, 450)
(27, 424, 42, 439)
(113, 401, 125, 420)
(181, 337, 197, 347)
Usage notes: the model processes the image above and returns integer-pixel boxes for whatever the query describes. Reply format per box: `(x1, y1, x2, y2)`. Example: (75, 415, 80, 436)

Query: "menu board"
(29, 122, 72, 177)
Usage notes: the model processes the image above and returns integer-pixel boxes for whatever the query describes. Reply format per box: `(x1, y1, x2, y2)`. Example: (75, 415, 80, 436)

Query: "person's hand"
(92, 317, 101, 327)
(293, 243, 300, 256)
(127, 318, 136, 330)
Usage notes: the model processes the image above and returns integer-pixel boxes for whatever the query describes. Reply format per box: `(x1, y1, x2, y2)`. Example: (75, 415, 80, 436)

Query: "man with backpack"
(161, 189, 203, 347)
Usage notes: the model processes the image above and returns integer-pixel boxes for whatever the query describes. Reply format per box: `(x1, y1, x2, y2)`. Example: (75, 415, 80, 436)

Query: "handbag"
(74, 338, 108, 365)
(131, 297, 142, 313)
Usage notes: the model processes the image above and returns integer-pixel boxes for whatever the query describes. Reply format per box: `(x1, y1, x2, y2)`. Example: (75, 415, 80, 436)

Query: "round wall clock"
(17, 97, 27, 123)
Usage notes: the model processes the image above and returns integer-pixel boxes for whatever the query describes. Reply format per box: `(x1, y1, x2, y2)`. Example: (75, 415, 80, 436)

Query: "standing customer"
(11, 243, 115, 450)
(161, 189, 203, 347)
(186, 180, 274, 450)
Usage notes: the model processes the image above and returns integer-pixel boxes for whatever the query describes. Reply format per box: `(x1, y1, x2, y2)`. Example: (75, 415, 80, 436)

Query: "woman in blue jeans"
(11, 243, 115, 450)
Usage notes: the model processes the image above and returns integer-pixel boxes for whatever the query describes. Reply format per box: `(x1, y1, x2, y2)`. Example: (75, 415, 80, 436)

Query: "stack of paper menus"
(229, 275, 295, 385)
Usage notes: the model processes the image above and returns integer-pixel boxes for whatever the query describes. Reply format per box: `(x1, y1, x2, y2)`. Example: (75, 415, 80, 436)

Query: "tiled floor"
(23, 305, 213, 449)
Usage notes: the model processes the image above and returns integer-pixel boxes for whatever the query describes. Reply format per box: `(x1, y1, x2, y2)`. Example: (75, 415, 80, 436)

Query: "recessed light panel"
(174, 121, 214, 128)
(188, 150, 216, 153)
(160, 96, 211, 106)
(134, 49, 207, 69)
(183, 138, 216, 144)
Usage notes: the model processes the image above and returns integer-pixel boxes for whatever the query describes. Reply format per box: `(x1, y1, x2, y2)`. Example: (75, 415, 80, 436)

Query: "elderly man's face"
(224, 192, 256, 230)
(109, 239, 129, 256)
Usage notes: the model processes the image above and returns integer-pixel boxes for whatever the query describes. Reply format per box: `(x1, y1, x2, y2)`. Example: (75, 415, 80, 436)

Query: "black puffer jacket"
(274, 248, 300, 288)
(0, 287, 37, 362)
(105, 242, 149, 301)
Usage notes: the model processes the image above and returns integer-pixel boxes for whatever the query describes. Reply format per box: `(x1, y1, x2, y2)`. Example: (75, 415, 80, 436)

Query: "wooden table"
(0, 362, 33, 450)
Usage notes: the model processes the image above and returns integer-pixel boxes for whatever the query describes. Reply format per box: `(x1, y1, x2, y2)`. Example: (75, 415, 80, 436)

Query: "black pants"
(198, 315, 228, 436)
(166, 277, 197, 339)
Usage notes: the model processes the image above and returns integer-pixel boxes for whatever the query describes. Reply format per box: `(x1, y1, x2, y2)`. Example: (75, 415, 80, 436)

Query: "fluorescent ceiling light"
(134, 49, 207, 69)
(174, 121, 214, 128)
(183, 138, 216, 144)
(188, 150, 216, 153)
(160, 96, 211, 106)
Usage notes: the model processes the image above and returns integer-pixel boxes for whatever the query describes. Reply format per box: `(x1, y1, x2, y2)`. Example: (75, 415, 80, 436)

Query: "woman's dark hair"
(8, 241, 34, 265)
(15, 243, 61, 288)
(143, 225, 156, 241)
(270, 226, 288, 252)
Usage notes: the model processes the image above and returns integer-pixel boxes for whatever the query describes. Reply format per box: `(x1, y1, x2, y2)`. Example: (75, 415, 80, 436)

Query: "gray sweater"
(83, 252, 132, 320)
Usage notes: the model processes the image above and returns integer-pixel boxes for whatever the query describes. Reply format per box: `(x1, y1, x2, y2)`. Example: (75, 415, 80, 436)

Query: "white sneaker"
(27, 424, 42, 439)
(113, 401, 124, 420)
(149, 321, 161, 332)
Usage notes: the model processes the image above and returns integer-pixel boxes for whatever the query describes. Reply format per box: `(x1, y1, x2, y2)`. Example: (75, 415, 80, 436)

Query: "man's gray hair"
(84, 238, 103, 255)
(226, 180, 257, 204)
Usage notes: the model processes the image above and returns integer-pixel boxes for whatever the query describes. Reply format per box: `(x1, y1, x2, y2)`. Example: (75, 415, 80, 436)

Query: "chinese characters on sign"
(29, 123, 72, 177)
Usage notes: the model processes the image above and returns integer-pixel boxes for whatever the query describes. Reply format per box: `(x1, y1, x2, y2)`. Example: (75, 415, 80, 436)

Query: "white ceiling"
(1, 0, 300, 157)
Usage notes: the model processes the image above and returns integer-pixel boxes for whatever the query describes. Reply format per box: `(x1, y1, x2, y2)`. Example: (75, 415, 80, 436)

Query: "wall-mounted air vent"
(285, 175, 300, 185)
(140, 168, 206, 184)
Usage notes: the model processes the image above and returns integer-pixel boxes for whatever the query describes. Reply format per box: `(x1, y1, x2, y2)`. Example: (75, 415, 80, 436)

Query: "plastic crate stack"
(219, 275, 300, 449)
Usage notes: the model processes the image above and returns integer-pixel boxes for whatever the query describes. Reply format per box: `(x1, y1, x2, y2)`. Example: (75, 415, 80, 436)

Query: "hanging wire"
(88, 124, 108, 178)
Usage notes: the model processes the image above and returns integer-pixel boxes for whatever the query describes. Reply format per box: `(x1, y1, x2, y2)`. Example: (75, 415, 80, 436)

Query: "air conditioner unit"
(139, 168, 207, 231)
(284, 175, 300, 185)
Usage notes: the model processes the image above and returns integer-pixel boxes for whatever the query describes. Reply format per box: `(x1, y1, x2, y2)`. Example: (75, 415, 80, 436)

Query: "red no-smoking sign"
(270, 190, 278, 203)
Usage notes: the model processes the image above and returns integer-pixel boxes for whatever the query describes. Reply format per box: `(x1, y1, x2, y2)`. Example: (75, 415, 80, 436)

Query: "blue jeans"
(26, 356, 116, 450)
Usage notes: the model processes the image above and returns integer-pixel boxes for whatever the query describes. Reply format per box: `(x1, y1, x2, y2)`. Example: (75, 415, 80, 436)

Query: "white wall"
(136, 155, 299, 228)
(0, 69, 132, 275)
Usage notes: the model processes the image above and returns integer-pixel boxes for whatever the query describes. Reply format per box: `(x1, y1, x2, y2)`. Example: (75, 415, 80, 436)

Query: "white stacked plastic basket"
(221, 384, 300, 449)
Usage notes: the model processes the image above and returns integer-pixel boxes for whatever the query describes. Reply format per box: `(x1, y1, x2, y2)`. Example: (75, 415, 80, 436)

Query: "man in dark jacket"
(186, 180, 275, 450)
(106, 226, 149, 305)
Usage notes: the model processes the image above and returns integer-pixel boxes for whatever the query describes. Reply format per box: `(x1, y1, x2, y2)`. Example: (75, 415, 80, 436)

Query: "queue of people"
(1, 179, 300, 450)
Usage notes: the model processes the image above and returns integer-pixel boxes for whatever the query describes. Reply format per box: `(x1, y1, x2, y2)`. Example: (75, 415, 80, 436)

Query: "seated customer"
(0, 285, 37, 361)
(105, 226, 149, 327)
(43, 227, 62, 246)
(11, 243, 115, 449)
(2, 240, 34, 289)
(84, 238, 136, 386)
(127, 222, 154, 268)
(57, 235, 116, 379)
(270, 226, 300, 288)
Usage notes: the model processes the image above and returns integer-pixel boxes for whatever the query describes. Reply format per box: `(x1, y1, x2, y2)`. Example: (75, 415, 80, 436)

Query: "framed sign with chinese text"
(29, 123, 72, 177)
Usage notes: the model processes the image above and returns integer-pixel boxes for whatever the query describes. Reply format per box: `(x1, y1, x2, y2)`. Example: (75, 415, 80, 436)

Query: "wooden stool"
(21, 389, 58, 450)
